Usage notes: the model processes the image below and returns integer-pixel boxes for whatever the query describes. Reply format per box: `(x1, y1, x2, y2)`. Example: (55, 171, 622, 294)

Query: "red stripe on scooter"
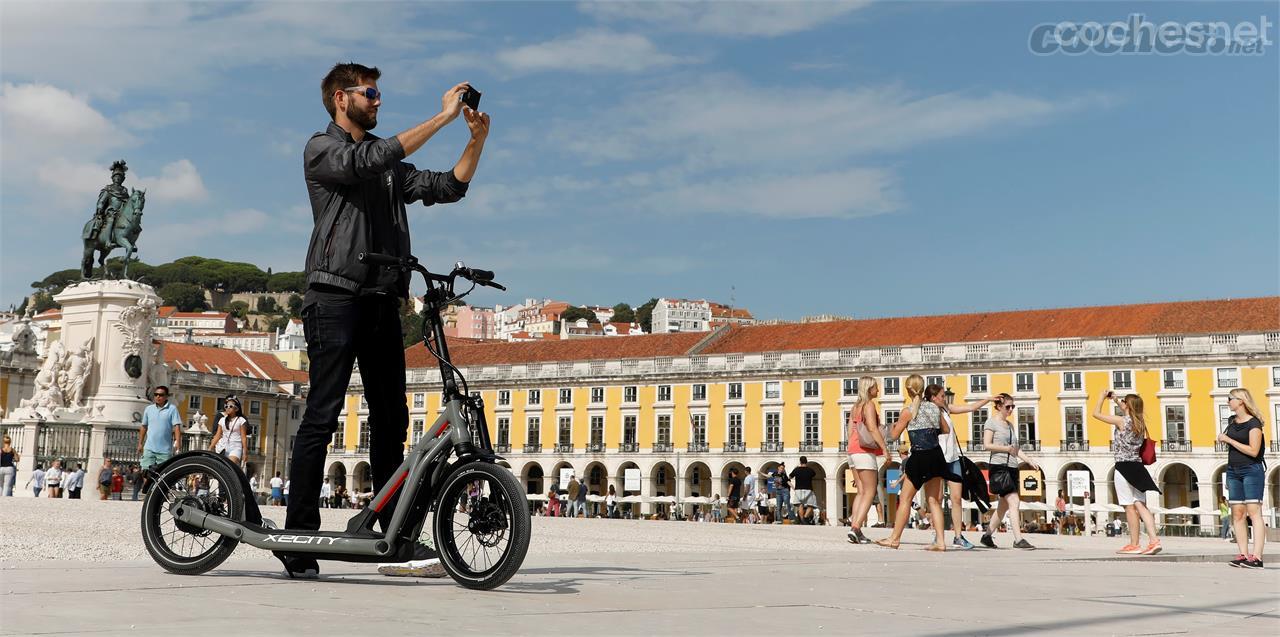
(433, 420, 449, 437)
(373, 471, 408, 512)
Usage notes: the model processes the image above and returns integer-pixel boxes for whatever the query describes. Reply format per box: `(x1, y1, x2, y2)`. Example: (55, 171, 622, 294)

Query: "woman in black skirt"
(876, 378, 952, 551)
(1093, 390, 1161, 555)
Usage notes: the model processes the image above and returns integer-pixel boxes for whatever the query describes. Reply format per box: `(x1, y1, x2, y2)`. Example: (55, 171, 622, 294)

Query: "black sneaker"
(410, 541, 438, 561)
(980, 534, 997, 549)
(1013, 539, 1036, 550)
(278, 555, 319, 580)
(1241, 557, 1264, 569)
(1229, 554, 1249, 568)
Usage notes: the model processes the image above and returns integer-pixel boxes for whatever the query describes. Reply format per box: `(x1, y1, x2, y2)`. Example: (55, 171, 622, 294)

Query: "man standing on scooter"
(283, 62, 489, 579)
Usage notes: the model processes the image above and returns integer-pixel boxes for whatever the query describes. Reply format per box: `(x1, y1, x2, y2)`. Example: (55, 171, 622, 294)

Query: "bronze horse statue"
(81, 188, 146, 279)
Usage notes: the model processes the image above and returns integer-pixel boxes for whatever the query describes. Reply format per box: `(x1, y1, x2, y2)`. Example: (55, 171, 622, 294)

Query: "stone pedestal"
(54, 280, 162, 426)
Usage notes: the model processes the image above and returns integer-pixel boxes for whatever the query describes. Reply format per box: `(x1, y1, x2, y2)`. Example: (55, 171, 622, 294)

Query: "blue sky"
(2, 1, 1276, 320)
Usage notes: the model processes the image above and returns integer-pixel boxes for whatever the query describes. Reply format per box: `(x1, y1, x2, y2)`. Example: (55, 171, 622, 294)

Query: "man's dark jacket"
(302, 122, 468, 297)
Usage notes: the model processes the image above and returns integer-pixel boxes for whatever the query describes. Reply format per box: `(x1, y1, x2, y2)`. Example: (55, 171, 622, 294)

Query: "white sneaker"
(377, 558, 447, 578)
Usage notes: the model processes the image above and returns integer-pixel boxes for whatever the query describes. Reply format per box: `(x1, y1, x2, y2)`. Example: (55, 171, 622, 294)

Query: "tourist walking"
(65, 463, 85, 499)
(1219, 388, 1267, 568)
(320, 477, 332, 508)
(208, 396, 247, 467)
(790, 457, 818, 524)
(773, 462, 791, 522)
(567, 476, 581, 518)
(110, 468, 125, 500)
(45, 460, 63, 499)
(1, 435, 19, 496)
(847, 377, 888, 544)
(876, 378, 950, 551)
(980, 393, 1040, 550)
(269, 472, 284, 506)
(937, 391, 993, 549)
(606, 484, 617, 518)
(727, 468, 743, 522)
(97, 459, 112, 500)
(26, 464, 45, 498)
(574, 477, 588, 517)
(1092, 390, 1161, 555)
(1055, 491, 1067, 534)
(129, 465, 143, 500)
(1218, 496, 1232, 540)
(137, 386, 182, 482)
(741, 466, 757, 523)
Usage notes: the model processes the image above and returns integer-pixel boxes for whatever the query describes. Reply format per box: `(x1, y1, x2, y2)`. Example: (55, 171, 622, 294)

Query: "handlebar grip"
(358, 252, 404, 267)
(484, 281, 507, 291)
(469, 268, 495, 282)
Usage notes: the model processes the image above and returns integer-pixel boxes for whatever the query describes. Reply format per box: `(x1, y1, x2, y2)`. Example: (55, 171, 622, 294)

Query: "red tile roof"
(160, 341, 307, 386)
(402, 297, 1279, 367)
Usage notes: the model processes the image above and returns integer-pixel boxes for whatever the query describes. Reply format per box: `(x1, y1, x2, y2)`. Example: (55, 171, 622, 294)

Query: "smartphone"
(461, 85, 481, 111)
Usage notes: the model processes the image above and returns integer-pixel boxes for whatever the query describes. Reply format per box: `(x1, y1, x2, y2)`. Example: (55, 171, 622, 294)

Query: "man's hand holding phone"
(441, 82, 471, 122)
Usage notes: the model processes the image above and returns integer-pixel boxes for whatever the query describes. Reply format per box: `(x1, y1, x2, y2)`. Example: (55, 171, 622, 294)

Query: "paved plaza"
(2, 498, 1277, 636)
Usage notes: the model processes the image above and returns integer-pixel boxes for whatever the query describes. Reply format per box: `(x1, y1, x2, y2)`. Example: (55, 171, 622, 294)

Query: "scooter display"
(140, 253, 530, 590)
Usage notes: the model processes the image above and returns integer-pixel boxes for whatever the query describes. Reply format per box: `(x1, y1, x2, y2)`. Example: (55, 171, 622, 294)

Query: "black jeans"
(286, 295, 408, 532)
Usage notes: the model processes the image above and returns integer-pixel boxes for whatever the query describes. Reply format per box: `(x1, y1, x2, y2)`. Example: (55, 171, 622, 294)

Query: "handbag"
(1139, 438, 1156, 465)
(940, 414, 961, 463)
(989, 465, 1016, 494)
(854, 404, 892, 450)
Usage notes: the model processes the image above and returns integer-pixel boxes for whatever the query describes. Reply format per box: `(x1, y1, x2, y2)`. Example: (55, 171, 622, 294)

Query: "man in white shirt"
(270, 473, 284, 506)
(45, 460, 64, 498)
(283, 479, 291, 507)
(65, 464, 85, 499)
(319, 478, 332, 508)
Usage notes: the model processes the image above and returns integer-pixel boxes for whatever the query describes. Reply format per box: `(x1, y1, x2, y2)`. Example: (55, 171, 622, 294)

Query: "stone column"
(640, 469, 653, 517)
(1197, 480, 1220, 535)
(825, 473, 843, 524)
(15, 419, 38, 497)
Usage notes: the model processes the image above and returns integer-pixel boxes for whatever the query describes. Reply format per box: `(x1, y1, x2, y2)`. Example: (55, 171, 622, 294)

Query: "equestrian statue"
(81, 159, 146, 279)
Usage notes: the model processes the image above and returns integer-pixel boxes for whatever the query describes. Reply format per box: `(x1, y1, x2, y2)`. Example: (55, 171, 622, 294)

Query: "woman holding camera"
(1092, 390, 1161, 555)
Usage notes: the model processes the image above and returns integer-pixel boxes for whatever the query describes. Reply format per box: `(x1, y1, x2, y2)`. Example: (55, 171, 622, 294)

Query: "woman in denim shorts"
(1217, 388, 1267, 569)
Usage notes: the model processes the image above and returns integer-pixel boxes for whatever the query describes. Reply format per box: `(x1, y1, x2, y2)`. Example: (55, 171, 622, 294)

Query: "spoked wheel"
(141, 454, 244, 575)
(432, 461, 530, 590)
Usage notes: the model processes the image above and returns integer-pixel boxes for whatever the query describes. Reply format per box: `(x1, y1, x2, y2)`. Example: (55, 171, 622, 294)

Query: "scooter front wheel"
(432, 461, 530, 590)
(141, 454, 244, 575)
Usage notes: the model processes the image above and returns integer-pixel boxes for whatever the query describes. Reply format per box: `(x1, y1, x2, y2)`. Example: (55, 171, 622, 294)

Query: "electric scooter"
(140, 253, 530, 590)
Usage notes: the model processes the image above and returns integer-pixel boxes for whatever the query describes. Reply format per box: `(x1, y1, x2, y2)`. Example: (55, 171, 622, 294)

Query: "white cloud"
(145, 208, 272, 259)
(33, 158, 207, 209)
(579, 1, 871, 37)
(0, 83, 136, 158)
(117, 102, 193, 131)
(495, 29, 692, 74)
(142, 159, 208, 204)
(639, 168, 901, 219)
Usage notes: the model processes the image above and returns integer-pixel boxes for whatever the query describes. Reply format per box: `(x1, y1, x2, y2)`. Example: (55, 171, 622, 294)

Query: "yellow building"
(329, 297, 1280, 522)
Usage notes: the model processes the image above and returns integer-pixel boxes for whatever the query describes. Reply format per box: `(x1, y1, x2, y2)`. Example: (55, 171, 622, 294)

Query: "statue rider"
(87, 160, 129, 240)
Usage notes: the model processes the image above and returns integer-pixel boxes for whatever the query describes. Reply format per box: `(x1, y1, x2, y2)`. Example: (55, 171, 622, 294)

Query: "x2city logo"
(263, 534, 342, 546)
(1030, 14, 1273, 56)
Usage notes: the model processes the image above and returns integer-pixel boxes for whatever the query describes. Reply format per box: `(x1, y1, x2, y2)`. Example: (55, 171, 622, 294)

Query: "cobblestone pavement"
(2, 499, 1277, 636)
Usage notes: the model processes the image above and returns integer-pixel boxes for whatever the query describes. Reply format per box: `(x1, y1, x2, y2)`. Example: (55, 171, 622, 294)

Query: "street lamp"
(944, 387, 955, 406)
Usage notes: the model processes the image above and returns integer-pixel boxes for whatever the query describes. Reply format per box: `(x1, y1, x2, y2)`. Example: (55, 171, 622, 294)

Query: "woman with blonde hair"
(1, 435, 19, 496)
(1218, 388, 1267, 568)
(846, 377, 888, 544)
(876, 377, 951, 551)
(1093, 390, 1161, 555)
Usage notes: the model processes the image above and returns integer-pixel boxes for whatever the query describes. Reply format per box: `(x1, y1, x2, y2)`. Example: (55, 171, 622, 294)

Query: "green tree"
(15, 297, 28, 315)
(267, 315, 291, 332)
(228, 301, 250, 319)
(287, 294, 303, 317)
(257, 296, 279, 313)
(635, 298, 658, 333)
(400, 302, 424, 348)
(159, 282, 208, 312)
(267, 271, 307, 292)
(611, 302, 635, 324)
(31, 291, 60, 313)
(560, 306, 596, 323)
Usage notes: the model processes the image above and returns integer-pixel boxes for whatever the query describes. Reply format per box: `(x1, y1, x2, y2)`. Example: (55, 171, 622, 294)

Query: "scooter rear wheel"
(432, 461, 530, 590)
(141, 454, 244, 575)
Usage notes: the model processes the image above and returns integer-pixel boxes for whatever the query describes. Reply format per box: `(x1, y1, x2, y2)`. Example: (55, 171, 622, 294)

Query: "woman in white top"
(933, 390, 994, 550)
(209, 396, 247, 466)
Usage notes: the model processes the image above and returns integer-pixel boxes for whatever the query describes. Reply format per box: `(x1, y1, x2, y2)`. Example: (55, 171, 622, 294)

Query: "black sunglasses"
(344, 86, 381, 100)
(154, 392, 168, 397)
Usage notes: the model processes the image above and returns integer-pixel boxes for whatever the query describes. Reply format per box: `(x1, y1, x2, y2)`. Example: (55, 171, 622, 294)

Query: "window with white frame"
(1017, 408, 1036, 442)
(842, 378, 859, 397)
(249, 400, 261, 415)
(559, 388, 573, 405)
(765, 413, 781, 444)
(623, 415, 637, 444)
(412, 419, 425, 445)
(883, 377, 901, 396)
(1216, 368, 1239, 389)
(803, 412, 820, 445)
(188, 395, 201, 410)
(1064, 407, 1084, 442)
(1218, 404, 1232, 432)
(1112, 370, 1133, 390)
(358, 420, 371, 450)
(728, 413, 743, 445)
(624, 386, 638, 403)
(692, 384, 707, 401)
(971, 409, 988, 442)
(497, 390, 510, 406)
(290, 405, 300, 419)
(803, 380, 819, 398)
(1016, 373, 1034, 392)
(590, 416, 604, 447)
(658, 385, 672, 402)
(590, 387, 604, 404)
(1063, 371, 1083, 392)
(765, 381, 781, 400)
(413, 393, 425, 408)
(691, 414, 707, 445)
(528, 389, 541, 405)
(557, 416, 572, 446)
(526, 417, 540, 445)
(970, 374, 988, 393)
(657, 415, 671, 444)
(1165, 406, 1187, 441)
(331, 428, 344, 451)
(728, 382, 743, 400)
(496, 418, 510, 446)
(1273, 366, 1280, 387)
(884, 409, 901, 432)
(1163, 369, 1185, 390)
(926, 375, 944, 389)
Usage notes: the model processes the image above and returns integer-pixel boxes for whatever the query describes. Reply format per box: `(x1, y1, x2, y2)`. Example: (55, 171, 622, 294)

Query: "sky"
(2, 1, 1277, 321)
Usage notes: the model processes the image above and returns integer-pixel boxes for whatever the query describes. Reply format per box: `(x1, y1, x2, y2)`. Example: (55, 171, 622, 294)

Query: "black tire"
(432, 461, 530, 590)
(141, 454, 244, 575)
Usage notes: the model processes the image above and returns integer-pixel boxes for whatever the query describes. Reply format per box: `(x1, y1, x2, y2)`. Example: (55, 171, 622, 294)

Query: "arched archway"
(835, 461, 851, 524)
(805, 461, 828, 514)
(716, 461, 744, 500)
(616, 461, 640, 496)
(1211, 464, 1229, 509)
(685, 461, 712, 498)
(551, 461, 575, 494)
(353, 461, 372, 493)
(1159, 462, 1199, 508)
(1057, 462, 1095, 504)
(584, 461, 607, 496)
(521, 462, 544, 495)
(651, 461, 676, 497)
(327, 461, 347, 488)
